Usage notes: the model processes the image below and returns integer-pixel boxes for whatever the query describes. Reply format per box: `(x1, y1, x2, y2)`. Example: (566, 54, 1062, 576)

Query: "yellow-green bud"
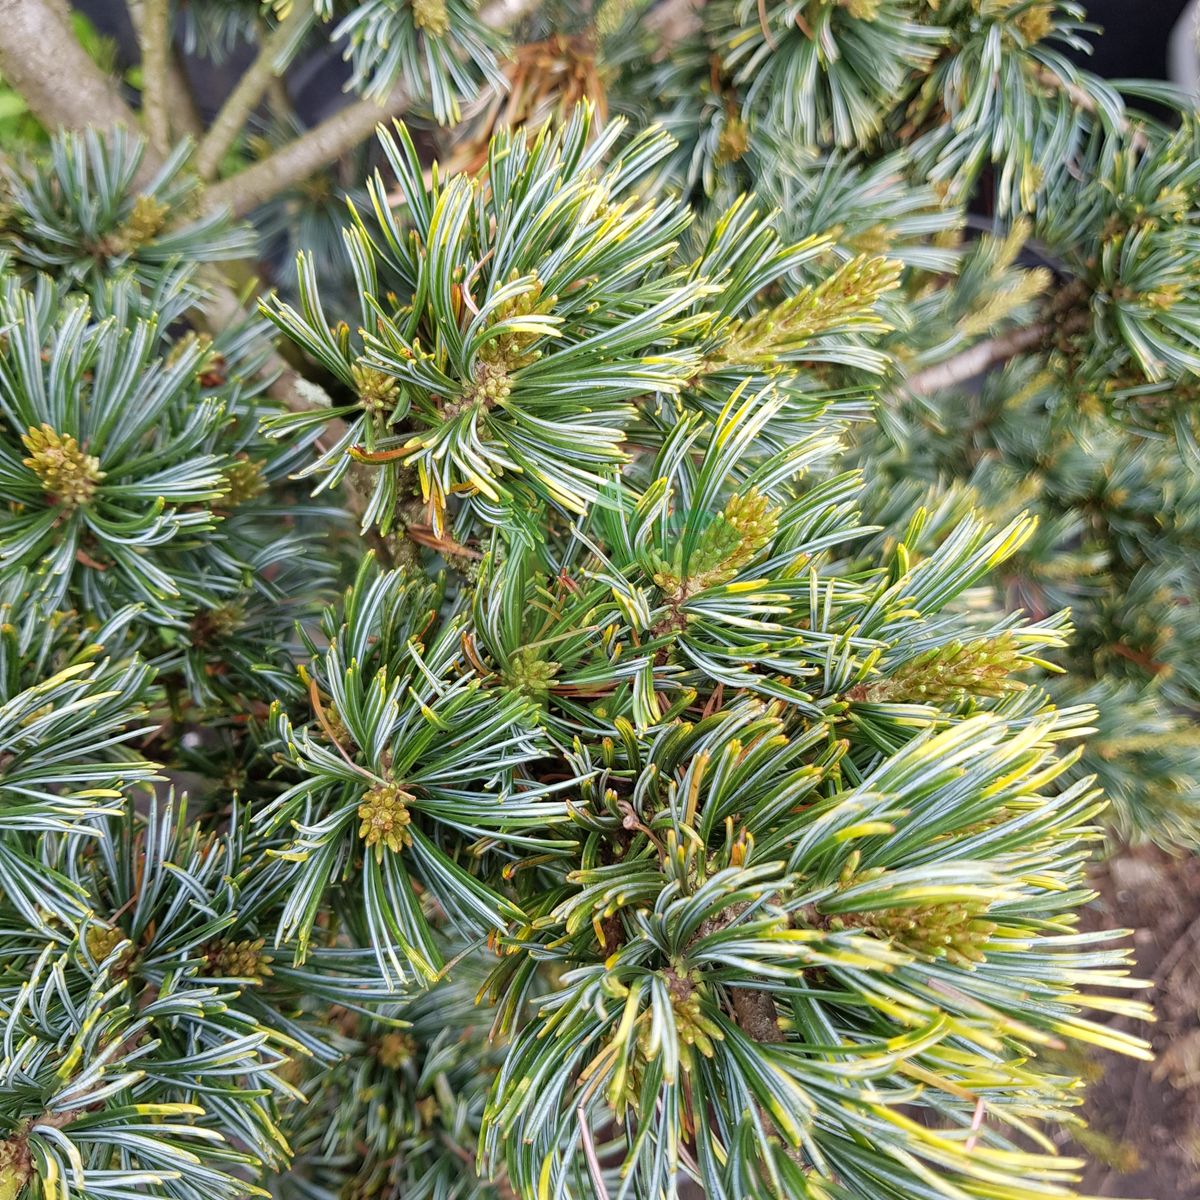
(223, 457, 267, 505)
(374, 1031, 418, 1069)
(715, 115, 750, 166)
(477, 271, 555, 371)
(1014, 2, 1054, 42)
(357, 782, 414, 857)
(412, 0, 450, 37)
(85, 924, 128, 967)
(856, 634, 1025, 704)
(190, 602, 244, 646)
(203, 936, 273, 982)
(838, 901, 998, 967)
(505, 647, 560, 698)
(21, 425, 104, 511)
(352, 363, 401, 416)
(451, 360, 512, 416)
(110, 194, 170, 253)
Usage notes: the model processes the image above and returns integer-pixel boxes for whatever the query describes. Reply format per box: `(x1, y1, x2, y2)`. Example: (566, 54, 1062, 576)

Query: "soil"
(1069, 846, 1200, 1199)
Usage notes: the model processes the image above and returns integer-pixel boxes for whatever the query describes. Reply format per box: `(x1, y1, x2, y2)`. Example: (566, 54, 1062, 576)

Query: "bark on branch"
(0, 0, 139, 133)
(203, 83, 411, 219)
(193, 6, 313, 180)
(903, 321, 1055, 396)
(903, 309, 1090, 396)
(201, 0, 542, 218)
(127, 0, 203, 139)
(730, 987, 786, 1044)
(0, 4, 338, 411)
(137, 0, 171, 155)
(697, 903, 788, 1044)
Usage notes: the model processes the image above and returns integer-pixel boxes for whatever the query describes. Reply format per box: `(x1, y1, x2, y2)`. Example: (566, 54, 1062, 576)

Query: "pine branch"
(904, 308, 1091, 396)
(127, 0, 203, 138)
(0, 0, 138, 134)
(0, 0, 382, 541)
(903, 320, 1055, 396)
(193, 5, 313, 180)
(203, 83, 412, 219)
(137, 0, 171, 155)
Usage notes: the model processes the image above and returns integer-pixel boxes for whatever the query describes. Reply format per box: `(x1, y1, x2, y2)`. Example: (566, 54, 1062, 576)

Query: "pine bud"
(353, 363, 401, 416)
(203, 936, 274, 982)
(110, 194, 170, 253)
(715, 115, 750, 166)
(478, 271, 555, 371)
(839, 902, 998, 967)
(190, 602, 244, 646)
(505, 647, 560, 698)
(84, 924, 127, 967)
(856, 634, 1025, 704)
(659, 967, 723, 1063)
(656, 490, 780, 596)
(412, 0, 450, 37)
(839, 0, 883, 19)
(357, 782, 415, 857)
(374, 1031, 418, 1069)
(453, 359, 512, 414)
(1014, 3, 1054, 42)
(223, 456, 268, 505)
(21, 424, 104, 511)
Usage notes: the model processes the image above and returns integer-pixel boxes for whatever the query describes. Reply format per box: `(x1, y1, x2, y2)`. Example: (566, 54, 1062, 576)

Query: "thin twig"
(1152, 909, 1200, 986)
(137, 0, 171, 155)
(193, 5, 313, 180)
(577, 1105, 612, 1200)
(479, 0, 544, 27)
(963, 1096, 986, 1153)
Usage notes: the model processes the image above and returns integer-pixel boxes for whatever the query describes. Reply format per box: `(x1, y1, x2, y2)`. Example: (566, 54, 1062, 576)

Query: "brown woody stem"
(731, 986, 785, 1044)
(127, 0, 203, 138)
(0, 0, 139, 134)
(193, 6, 313, 180)
(203, 84, 410, 219)
(137, 0, 171, 155)
(903, 321, 1055, 396)
(201, 0, 542, 218)
(904, 307, 1091, 396)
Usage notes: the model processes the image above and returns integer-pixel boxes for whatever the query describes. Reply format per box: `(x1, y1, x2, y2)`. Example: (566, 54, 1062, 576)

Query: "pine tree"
(0, 1, 1189, 1197)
